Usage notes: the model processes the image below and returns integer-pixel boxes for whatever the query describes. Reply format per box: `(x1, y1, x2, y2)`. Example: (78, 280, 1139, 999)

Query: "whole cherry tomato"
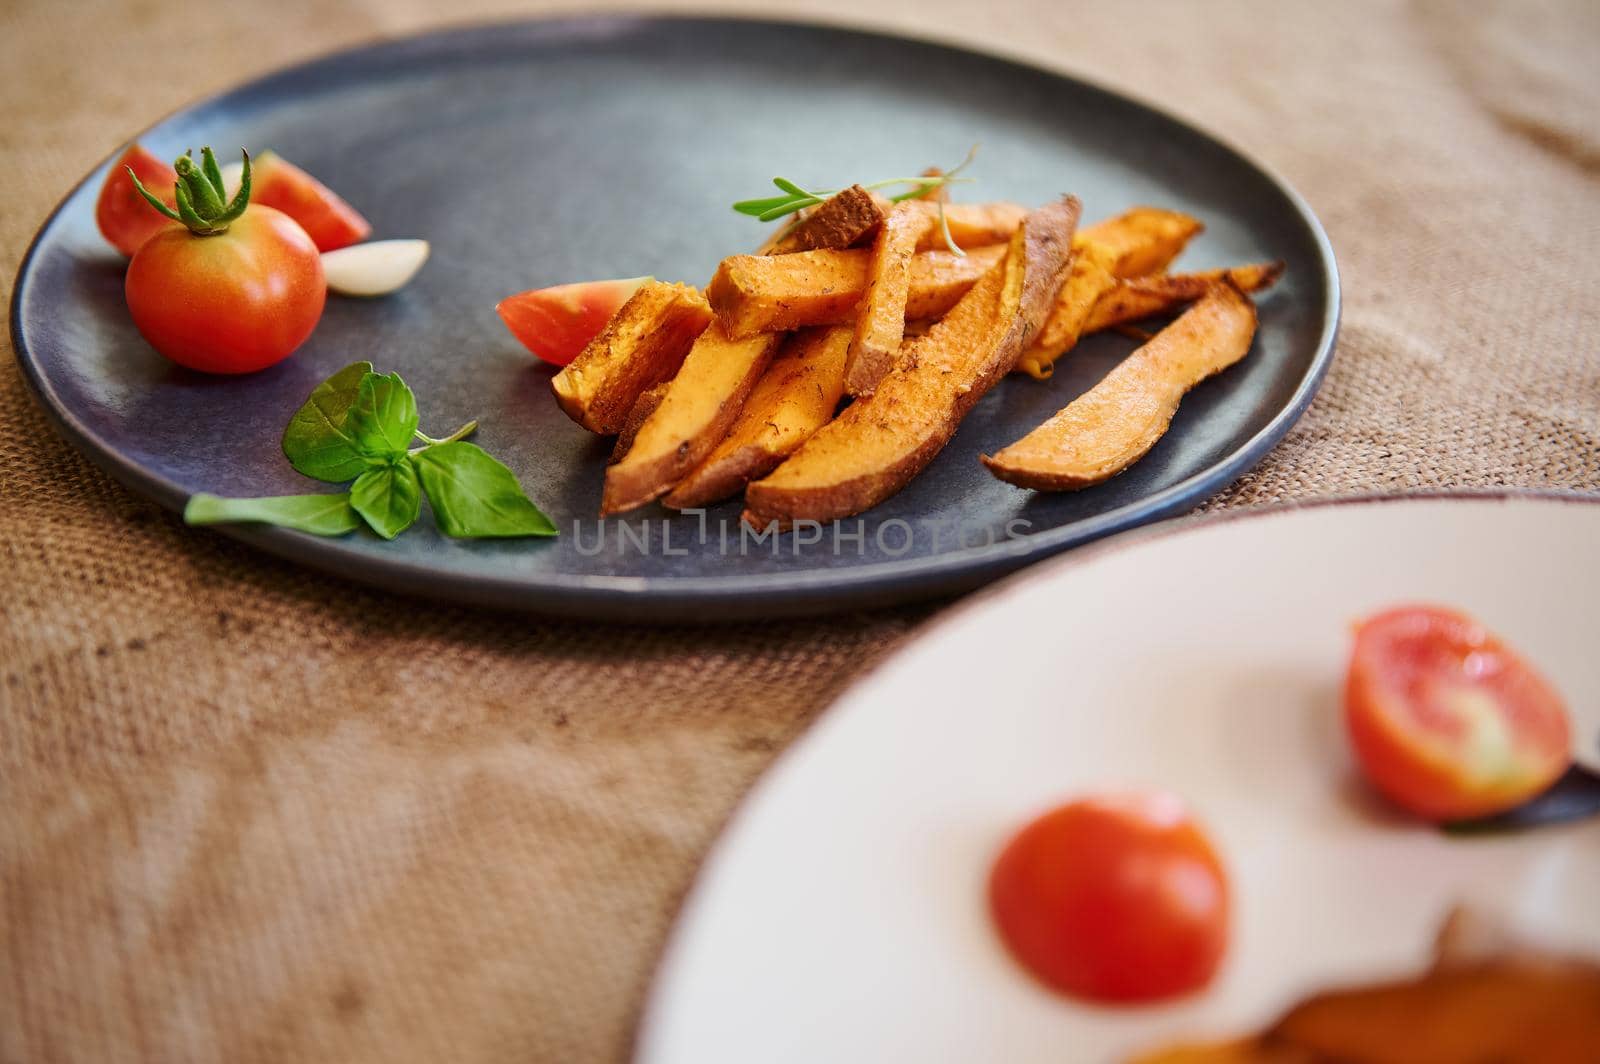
(95, 144, 180, 257)
(989, 792, 1229, 1004)
(1345, 604, 1571, 821)
(124, 148, 325, 374)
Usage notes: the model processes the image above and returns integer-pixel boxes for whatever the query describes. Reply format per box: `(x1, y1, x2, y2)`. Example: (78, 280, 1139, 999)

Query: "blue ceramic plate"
(11, 16, 1338, 620)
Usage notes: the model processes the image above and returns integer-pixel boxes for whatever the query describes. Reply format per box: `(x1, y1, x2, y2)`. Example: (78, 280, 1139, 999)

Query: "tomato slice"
(496, 277, 651, 366)
(989, 793, 1229, 1004)
(249, 152, 371, 252)
(95, 144, 181, 257)
(1345, 605, 1572, 821)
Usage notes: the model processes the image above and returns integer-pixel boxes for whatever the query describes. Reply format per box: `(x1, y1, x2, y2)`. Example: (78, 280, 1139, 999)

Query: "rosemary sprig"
(733, 145, 979, 255)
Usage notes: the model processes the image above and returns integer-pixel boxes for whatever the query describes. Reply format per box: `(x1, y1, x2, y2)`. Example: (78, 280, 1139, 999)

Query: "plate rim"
(632, 487, 1600, 1059)
(9, 12, 1343, 621)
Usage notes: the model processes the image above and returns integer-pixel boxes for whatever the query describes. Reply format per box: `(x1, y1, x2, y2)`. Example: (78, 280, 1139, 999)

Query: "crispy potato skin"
(600, 325, 780, 515)
(607, 382, 670, 465)
(551, 282, 712, 434)
(707, 245, 1004, 339)
(1077, 207, 1204, 279)
(743, 197, 1080, 527)
(766, 184, 884, 254)
(1084, 260, 1285, 333)
(663, 325, 851, 509)
(846, 201, 936, 397)
(983, 282, 1257, 491)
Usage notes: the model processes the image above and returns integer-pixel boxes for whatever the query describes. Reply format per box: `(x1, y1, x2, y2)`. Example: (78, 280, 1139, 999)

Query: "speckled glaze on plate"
(10, 16, 1338, 620)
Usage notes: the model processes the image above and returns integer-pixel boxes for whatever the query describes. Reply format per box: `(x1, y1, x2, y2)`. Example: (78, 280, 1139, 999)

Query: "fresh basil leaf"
(350, 459, 422, 540)
(347, 371, 420, 458)
(281, 361, 376, 482)
(411, 442, 557, 538)
(184, 492, 362, 536)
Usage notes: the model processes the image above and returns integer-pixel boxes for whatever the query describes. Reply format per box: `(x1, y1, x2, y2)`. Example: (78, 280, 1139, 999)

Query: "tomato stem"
(129, 147, 253, 236)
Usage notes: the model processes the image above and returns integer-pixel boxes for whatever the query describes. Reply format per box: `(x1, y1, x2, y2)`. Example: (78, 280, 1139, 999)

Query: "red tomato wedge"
(989, 793, 1229, 1004)
(497, 277, 651, 366)
(249, 152, 371, 252)
(96, 144, 181, 257)
(1345, 605, 1572, 821)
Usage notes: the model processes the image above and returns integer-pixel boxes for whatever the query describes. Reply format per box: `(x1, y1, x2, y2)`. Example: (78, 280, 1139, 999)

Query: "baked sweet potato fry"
(762, 184, 884, 254)
(663, 325, 851, 509)
(551, 281, 712, 434)
(1077, 207, 1204, 278)
(914, 201, 1028, 250)
(846, 201, 937, 396)
(743, 197, 1079, 527)
(608, 382, 669, 465)
(983, 282, 1257, 491)
(600, 324, 782, 515)
(1014, 242, 1118, 379)
(707, 244, 1005, 339)
(1084, 260, 1285, 333)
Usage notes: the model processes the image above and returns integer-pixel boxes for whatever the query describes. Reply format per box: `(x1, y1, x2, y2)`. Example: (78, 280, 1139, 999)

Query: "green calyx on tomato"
(128, 147, 253, 236)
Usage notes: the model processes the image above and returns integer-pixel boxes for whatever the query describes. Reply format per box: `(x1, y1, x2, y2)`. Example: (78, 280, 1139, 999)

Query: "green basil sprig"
(184, 362, 557, 540)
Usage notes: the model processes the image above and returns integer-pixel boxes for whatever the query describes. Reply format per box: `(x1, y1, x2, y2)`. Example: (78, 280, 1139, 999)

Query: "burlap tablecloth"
(3, 1, 1597, 1060)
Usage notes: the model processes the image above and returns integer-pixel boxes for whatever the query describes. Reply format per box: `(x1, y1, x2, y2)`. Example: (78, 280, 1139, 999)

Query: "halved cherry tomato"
(96, 144, 180, 257)
(989, 792, 1229, 1004)
(249, 152, 371, 252)
(1345, 605, 1571, 821)
(497, 277, 650, 366)
(124, 149, 325, 375)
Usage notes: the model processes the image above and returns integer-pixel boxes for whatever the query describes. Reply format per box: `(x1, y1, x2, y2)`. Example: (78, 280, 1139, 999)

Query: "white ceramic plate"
(637, 494, 1600, 1063)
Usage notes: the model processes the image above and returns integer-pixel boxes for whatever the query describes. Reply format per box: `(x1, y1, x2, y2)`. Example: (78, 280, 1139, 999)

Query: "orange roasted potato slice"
(600, 324, 782, 515)
(983, 282, 1257, 491)
(1077, 206, 1204, 279)
(551, 281, 712, 434)
(1014, 241, 1119, 379)
(762, 184, 884, 254)
(663, 325, 851, 509)
(1084, 260, 1285, 333)
(607, 382, 670, 465)
(846, 200, 938, 396)
(708, 244, 1004, 339)
(743, 197, 1079, 527)
(915, 201, 1029, 250)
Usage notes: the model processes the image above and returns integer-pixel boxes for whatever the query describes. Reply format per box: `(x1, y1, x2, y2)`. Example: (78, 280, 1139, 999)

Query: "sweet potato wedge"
(663, 325, 851, 509)
(708, 244, 1005, 339)
(600, 324, 782, 515)
(763, 184, 884, 254)
(983, 282, 1257, 491)
(1077, 207, 1204, 279)
(1014, 242, 1118, 379)
(551, 281, 713, 434)
(607, 382, 670, 465)
(846, 201, 937, 396)
(915, 201, 1029, 250)
(1084, 260, 1285, 333)
(743, 197, 1079, 527)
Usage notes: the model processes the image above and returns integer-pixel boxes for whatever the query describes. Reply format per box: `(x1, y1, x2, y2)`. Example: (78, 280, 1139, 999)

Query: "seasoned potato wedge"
(1084, 260, 1285, 333)
(1077, 207, 1204, 278)
(743, 197, 1079, 527)
(663, 325, 851, 509)
(551, 281, 712, 434)
(763, 184, 884, 254)
(1014, 242, 1118, 379)
(915, 201, 1029, 250)
(847, 201, 937, 396)
(983, 282, 1257, 491)
(600, 325, 782, 515)
(608, 382, 669, 465)
(708, 244, 1005, 339)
